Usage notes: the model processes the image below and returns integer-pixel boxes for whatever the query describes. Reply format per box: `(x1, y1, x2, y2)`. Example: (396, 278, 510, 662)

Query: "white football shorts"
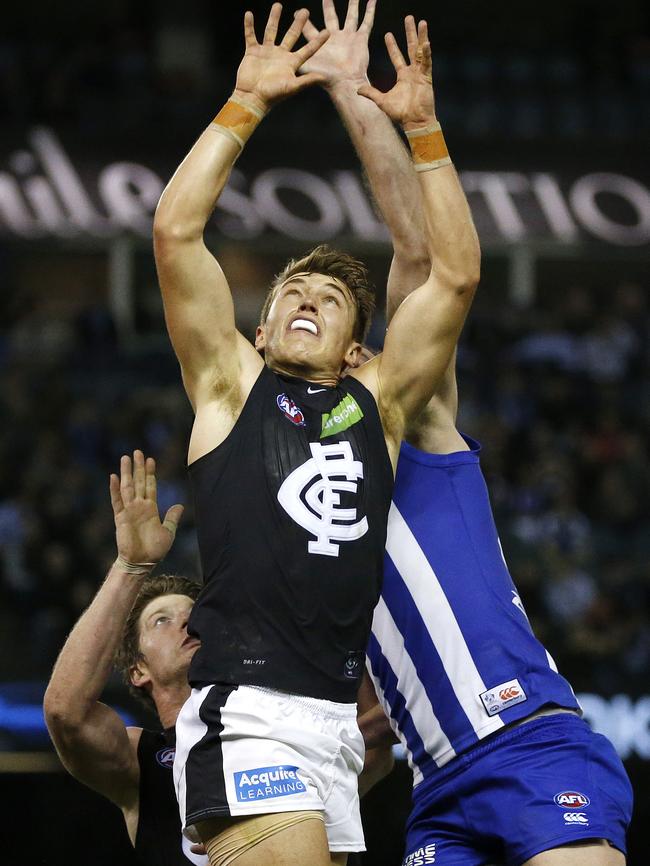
(173, 683, 366, 853)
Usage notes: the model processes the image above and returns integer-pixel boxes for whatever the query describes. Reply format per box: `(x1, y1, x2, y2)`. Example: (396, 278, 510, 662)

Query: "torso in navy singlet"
(188, 366, 393, 703)
(135, 728, 208, 866)
(367, 436, 580, 786)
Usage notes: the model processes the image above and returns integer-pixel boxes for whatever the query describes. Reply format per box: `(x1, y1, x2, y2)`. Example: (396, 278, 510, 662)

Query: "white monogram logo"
(277, 442, 368, 556)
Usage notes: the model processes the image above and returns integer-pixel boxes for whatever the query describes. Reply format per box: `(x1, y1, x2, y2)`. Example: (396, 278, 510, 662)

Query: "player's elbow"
(437, 257, 480, 301)
(43, 687, 85, 736)
(153, 205, 203, 248)
(392, 243, 431, 276)
(463, 251, 481, 294)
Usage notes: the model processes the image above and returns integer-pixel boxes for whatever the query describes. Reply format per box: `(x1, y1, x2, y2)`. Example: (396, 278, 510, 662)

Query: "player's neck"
(266, 358, 340, 387)
(152, 683, 191, 730)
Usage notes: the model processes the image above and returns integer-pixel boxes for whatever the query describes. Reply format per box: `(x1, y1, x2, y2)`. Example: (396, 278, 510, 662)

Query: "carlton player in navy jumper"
(340, 22, 634, 866)
(153, 5, 479, 865)
(44, 452, 208, 866)
(44, 450, 391, 866)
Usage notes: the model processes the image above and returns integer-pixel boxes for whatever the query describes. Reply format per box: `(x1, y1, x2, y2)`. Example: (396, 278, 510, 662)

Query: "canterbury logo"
(499, 687, 521, 700)
(564, 812, 589, 824)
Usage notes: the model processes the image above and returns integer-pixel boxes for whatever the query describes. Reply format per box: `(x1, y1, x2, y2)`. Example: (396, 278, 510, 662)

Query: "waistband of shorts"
(469, 706, 583, 757)
(244, 685, 358, 720)
(413, 708, 586, 798)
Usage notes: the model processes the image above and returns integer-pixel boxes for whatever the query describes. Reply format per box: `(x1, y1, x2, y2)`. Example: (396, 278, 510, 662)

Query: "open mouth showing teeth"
(290, 319, 318, 335)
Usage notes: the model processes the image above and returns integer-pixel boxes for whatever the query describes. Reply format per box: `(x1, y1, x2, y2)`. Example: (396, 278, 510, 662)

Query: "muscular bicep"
(378, 272, 475, 427)
(154, 233, 240, 402)
(48, 702, 139, 809)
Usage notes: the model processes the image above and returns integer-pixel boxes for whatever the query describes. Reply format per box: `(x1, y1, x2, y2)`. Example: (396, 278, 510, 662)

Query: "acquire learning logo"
(234, 765, 306, 802)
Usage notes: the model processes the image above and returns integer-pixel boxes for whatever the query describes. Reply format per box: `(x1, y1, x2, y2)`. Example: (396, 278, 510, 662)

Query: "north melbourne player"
(345, 15, 634, 866)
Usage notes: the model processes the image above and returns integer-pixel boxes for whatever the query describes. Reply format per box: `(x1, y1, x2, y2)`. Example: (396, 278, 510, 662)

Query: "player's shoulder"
(126, 725, 144, 756)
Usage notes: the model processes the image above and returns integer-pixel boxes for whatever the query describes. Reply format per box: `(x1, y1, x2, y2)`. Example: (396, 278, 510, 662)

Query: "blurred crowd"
(1, 0, 649, 142)
(459, 280, 650, 696)
(0, 269, 648, 700)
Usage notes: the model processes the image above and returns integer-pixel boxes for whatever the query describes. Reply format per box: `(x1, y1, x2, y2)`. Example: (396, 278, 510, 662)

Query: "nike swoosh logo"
(307, 386, 327, 394)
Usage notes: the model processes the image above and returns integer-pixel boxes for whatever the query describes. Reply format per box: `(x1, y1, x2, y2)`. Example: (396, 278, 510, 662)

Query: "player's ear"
(343, 341, 363, 370)
(255, 325, 266, 351)
(130, 660, 150, 688)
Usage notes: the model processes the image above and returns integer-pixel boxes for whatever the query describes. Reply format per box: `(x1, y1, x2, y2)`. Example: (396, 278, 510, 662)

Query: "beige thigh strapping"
(204, 811, 325, 866)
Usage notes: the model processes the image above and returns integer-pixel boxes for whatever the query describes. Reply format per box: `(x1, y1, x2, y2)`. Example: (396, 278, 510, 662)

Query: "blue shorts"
(403, 714, 633, 866)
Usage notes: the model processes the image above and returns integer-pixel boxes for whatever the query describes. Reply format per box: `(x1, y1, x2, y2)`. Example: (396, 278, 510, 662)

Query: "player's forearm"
(330, 83, 428, 257)
(154, 96, 265, 243)
(44, 561, 146, 727)
(409, 127, 480, 294)
(359, 745, 395, 797)
(331, 82, 432, 322)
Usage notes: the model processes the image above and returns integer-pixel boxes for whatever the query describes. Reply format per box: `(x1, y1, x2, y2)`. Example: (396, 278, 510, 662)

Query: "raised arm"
(302, 0, 431, 310)
(353, 17, 480, 438)
(153, 5, 328, 410)
(44, 452, 183, 810)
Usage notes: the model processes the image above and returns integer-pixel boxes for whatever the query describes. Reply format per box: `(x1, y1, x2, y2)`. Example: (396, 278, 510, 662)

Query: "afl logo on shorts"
(156, 747, 176, 769)
(277, 393, 306, 427)
(554, 791, 590, 808)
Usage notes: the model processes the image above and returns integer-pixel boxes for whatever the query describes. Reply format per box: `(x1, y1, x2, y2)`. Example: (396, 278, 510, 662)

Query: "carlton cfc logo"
(277, 393, 306, 427)
(555, 791, 590, 809)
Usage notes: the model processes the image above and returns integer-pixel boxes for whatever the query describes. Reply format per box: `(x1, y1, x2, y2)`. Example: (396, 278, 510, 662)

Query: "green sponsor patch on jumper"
(320, 394, 364, 438)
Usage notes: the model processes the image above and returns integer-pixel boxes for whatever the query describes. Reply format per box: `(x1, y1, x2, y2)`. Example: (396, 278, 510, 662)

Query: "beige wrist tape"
(211, 97, 266, 149)
(115, 555, 156, 576)
(405, 121, 452, 172)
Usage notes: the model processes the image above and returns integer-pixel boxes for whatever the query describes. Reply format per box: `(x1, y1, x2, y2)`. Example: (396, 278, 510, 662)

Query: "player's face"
(256, 272, 362, 382)
(132, 594, 198, 691)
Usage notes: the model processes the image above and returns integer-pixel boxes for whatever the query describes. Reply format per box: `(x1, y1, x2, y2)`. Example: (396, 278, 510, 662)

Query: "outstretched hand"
(110, 450, 184, 568)
(358, 16, 436, 129)
(233, 3, 329, 112)
(299, 0, 376, 91)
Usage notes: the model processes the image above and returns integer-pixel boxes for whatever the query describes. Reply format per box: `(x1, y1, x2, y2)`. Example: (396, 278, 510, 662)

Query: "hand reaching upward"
(358, 16, 437, 130)
(110, 450, 184, 568)
(300, 0, 377, 91)
(233, 4, 330, 113)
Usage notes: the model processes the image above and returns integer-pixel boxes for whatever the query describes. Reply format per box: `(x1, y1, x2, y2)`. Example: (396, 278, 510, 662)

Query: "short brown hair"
(114, 574, 201, 711)
(260, 245, 375, 343)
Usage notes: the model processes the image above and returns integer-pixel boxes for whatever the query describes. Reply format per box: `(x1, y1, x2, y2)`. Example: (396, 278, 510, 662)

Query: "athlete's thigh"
(198, 811, 341, 866)
(522, 839, 625, 866)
